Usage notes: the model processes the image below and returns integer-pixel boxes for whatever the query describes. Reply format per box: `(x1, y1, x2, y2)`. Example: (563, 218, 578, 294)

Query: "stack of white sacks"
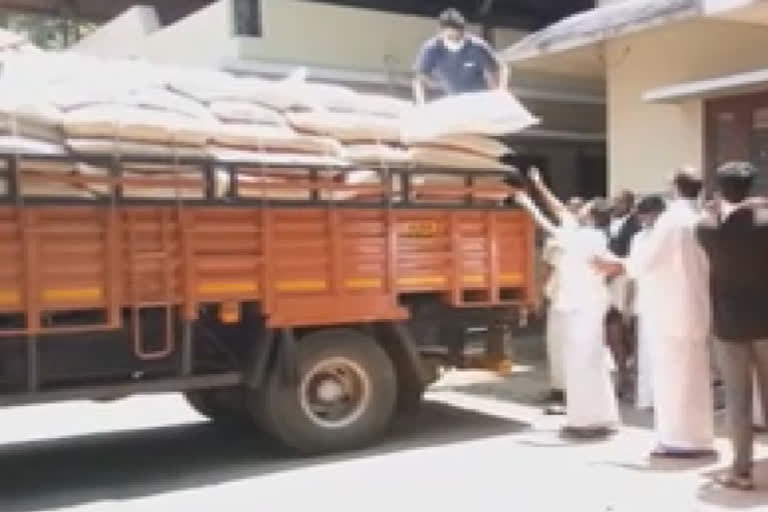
(0, 47, 538, 200)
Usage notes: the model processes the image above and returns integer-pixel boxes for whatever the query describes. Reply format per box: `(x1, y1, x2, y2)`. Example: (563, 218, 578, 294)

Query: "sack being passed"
(401, 90, 538, 140)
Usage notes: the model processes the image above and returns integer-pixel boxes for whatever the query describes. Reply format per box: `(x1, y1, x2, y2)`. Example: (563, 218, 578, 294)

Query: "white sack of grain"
(235, 174, 313, 201)
(168, 73, 295, 111)
(67, 138, 208, 158)
(211, 124, 341, 155)
(62, 106, 212, 146)
(123, 167, 229, 200)
(0, 135, 65, 154)
(0, 160, 98, 198)
(354, 93, 413, 118)
(68, 163, 226, 200)
(409, 173, 511, 202)
(236, 173, 359, 202)
(341, 144, 411, 165)
(283, 81, 360, 112)
(286, 111, 400, 143)
(0, 54, 162, 101)
(0, 117, 61, 142)
(208, 100, 286, 126)
(401, 90, 538, 139)
(403, 134, 511, 159)
(408, 146, 513, 171)
(119, 88, 217, 121)
(0, 94, 62, 124)
(208, 146, 348, 167)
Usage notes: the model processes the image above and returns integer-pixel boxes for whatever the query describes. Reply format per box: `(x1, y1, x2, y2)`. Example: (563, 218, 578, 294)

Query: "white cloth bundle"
(286, 111, 400, 143)
(401, 90, 538, 139)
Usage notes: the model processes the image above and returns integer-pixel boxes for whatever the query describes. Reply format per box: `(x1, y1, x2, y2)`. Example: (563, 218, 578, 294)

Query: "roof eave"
(504, 5, 701, 64)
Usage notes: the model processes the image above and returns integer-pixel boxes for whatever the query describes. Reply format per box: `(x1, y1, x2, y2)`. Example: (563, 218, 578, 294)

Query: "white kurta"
(626, 199, 714, 449)
(608, 216, 632, 315)
(543, 238, 566, 390)
(554, 225, 620, 429)
(630, 230, 655, 410)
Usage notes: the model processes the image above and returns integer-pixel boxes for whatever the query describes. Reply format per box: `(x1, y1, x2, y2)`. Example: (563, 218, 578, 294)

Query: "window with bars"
(233, 0, 262, 37)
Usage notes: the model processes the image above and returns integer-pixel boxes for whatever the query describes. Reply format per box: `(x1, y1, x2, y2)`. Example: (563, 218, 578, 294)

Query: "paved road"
(1, 368, 767, 512)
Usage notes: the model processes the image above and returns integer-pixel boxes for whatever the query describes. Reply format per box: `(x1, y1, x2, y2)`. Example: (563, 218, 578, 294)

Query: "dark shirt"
(414, 36, 499, 95)
(608, 214, 641, 258)
(697, 206, 768, 342)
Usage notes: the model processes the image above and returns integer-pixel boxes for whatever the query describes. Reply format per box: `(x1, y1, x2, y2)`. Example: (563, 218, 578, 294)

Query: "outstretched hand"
(529, 167, 543, 186)
(745, 196, 768, 208)
(591, 256, 624, 277)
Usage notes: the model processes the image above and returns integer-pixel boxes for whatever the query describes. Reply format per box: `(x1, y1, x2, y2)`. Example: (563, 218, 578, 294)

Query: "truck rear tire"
(255, 328, 397, 454)
(184, 387, 253, 428)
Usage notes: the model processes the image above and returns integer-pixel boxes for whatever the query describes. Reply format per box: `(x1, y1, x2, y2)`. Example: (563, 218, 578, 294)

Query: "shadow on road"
(697, 459, 768, 509)
(0, 401, 527, 512)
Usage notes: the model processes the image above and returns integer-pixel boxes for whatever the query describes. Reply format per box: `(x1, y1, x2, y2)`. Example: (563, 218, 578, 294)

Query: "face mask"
(442, 36, 466, 52)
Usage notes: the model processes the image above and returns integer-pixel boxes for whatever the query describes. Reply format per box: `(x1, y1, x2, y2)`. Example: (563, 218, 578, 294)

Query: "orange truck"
(0, 153, 535, 453)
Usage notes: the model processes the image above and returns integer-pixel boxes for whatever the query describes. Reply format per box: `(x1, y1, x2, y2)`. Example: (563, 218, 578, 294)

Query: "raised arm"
(514, 190, 557, 236)
(529, 167, 572, 224)
(412, 74, 428, 106)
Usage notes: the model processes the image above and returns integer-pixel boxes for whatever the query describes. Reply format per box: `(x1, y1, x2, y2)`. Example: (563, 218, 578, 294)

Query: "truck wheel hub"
(299, 357, 371, 429)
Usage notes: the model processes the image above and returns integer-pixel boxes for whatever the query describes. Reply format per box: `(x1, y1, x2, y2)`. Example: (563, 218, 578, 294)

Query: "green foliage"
(0, 9, 96, 49)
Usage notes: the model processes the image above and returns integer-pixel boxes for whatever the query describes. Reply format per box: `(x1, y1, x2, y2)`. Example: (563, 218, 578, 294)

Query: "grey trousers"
(715, 339, 768, 477)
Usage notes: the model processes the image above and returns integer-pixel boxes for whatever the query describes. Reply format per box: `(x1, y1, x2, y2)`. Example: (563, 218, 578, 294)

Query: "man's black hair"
(636, 194, 666, 215)
(617, 189, 635, 207)
(590, 198, 612, 230)
(439, 8, 466, 29)
(717, 161, 757, 204)
(673, 171, 703, 199)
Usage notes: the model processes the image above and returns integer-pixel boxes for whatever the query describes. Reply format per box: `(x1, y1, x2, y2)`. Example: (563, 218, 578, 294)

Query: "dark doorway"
(577, 150, 607, 199)
(503, 153, 548, 189)
(705, 90, 768, 194)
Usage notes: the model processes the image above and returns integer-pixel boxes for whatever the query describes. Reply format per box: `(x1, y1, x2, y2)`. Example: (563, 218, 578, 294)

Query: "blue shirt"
(414, 36, 499, 95)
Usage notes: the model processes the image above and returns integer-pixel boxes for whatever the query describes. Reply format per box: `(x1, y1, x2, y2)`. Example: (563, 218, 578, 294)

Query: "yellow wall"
(238, 0, 524, 72)
(606, 18, 768, 193)
(73, 6, 159, 57)
(142, 0, 240, 66)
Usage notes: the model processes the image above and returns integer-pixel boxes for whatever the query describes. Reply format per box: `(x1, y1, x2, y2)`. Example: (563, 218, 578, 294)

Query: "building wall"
(606, 18, 768, 193)
(140, 0, 240, 65)
(72, 6, 160, 57)
(237, 0, 524, 73)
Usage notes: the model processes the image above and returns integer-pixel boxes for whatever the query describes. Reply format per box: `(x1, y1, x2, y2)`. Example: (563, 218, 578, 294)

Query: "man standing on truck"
(412, 8, 508, 105)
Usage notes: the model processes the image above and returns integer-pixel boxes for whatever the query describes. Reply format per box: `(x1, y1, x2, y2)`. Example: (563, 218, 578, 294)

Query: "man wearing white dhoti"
(542, 197, 585, 411)
(517, 171, 619, 438)
(607, 191, 641, 398)
(628, 195, 666, 410)
(594, 169, 714, 457)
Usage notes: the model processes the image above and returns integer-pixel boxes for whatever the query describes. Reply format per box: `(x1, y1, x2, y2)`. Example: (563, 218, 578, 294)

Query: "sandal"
(714, 474, 755, 491)
(650, 446, 717, 459)
(561, 426, 616, 439)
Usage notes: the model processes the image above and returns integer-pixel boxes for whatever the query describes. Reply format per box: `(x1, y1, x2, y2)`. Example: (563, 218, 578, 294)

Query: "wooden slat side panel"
(0, 205, 536, 329)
